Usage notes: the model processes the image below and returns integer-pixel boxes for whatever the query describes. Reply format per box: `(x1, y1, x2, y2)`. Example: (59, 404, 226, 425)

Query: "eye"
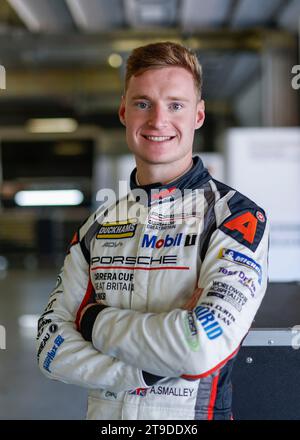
(170, 102, 183, 111)
(135, 101, 150, 110)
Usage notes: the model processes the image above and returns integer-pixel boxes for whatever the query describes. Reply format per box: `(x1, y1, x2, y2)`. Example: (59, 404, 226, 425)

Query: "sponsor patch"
(37, 333, 50, 360)
(147, 212, 176, 230)
(94, 271, 134, 294)
(43, 335, 65, 373)
(129, 386, 194, 398)
(220, 209, 266, 252)
(37, 317, 52, 337)
(91, 254, 179, 267)
(218, 248, 262, 284)
(105, 391, 117, 399)
(142, 233, 197, 249)
(129, 388, 148, 397)
(44, 298, 57, 313)
(200, 301, 235, 327)
(96, 219, 137, 239)
(149, 386, 194, 397)
(102, 242, 123, 248)
(218, 266, 257, 297)
(146, 211, 200, 230)
(184, 234, 197, 247)
(207, 281, 248, 312)
(142, 233, 182, 249)
(95, 292, 106, 301)
(183, 311, 199, 351)
(49, 324, 58, 334)
(194, 305, 223, 340)
(256, 211, 265, 222)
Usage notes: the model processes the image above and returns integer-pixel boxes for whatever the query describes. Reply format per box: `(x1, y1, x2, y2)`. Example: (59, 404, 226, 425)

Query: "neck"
(136, 156, 193, 186)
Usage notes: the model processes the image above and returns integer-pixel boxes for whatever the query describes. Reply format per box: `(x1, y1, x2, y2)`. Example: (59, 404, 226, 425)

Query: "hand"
(182, 287, 203, 311)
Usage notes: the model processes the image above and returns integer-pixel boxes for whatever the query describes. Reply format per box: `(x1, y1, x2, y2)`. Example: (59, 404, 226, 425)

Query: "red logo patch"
(256, 211, 265, 223)
(223, 212, 257, 244)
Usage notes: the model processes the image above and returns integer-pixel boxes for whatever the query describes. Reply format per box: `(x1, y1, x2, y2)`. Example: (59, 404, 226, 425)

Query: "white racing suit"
(37, 155, 269, 420)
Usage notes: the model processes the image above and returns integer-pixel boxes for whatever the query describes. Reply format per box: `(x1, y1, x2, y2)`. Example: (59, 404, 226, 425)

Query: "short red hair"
(124, 41, 202, 99)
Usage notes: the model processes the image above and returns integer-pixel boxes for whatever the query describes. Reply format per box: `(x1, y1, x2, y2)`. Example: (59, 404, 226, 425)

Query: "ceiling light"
(108, 53, 123, 68)
(15, 190, 84, 206)
(26, 118, 78, 133)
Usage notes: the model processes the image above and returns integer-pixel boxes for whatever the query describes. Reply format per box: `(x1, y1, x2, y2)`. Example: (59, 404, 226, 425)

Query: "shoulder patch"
(220, 209, 266, 252)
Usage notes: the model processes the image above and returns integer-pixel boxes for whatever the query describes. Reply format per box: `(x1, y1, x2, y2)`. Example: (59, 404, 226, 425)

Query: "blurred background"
(0, 0, 299, 420)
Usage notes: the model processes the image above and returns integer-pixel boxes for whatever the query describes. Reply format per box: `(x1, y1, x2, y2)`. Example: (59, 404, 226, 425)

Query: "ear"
(118, 95, 126, 126)
(195, 99, 205, 129)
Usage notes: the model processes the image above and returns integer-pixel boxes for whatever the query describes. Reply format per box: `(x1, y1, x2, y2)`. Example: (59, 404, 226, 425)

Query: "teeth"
(145, 136, 173, 142)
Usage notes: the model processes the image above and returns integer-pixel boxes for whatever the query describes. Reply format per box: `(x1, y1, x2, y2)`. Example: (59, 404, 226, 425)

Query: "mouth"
(142, 135, 176, 142)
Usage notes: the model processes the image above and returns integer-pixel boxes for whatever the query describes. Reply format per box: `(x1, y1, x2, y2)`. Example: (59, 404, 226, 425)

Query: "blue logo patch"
(142, 233, 182, 249)
(43, 335, 65, 373)
(194, 306, 223, 340)
(219, 248, 262, 284)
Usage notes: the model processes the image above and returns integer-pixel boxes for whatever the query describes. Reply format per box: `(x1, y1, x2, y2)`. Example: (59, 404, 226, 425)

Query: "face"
(119, 66, 205, 167)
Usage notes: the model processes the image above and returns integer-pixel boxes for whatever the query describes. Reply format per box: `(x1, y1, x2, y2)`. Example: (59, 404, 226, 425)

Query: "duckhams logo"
(96, 219, 137, 239)
(0, 65, 6, 90)
(0, 325, 6, 349)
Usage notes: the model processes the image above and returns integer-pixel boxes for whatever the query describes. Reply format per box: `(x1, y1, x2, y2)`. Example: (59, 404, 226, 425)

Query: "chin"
(144, 148, 174, 159)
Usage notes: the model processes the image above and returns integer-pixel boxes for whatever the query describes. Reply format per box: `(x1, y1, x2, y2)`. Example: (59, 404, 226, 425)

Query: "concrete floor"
(0, 269, 87, 420)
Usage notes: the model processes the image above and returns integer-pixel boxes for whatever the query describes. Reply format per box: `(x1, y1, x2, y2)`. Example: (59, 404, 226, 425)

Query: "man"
(37, 42, 269, 420)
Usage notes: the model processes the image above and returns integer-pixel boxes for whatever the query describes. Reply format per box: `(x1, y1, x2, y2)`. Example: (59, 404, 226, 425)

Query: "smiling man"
(37, 42, 269, 420)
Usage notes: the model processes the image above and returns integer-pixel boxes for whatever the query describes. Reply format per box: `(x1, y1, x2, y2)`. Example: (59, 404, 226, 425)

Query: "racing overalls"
(37, 155, 269, 420)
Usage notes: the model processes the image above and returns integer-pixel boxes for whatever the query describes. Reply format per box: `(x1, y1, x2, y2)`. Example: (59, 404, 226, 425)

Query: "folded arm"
(36, 227, 159, 392)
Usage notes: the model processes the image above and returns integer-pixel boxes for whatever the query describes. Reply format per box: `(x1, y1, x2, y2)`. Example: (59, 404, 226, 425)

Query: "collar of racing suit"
(129, 155, 211, 206)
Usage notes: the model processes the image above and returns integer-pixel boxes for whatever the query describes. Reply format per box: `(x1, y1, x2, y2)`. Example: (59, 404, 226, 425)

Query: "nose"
(147, 105, 168, 129)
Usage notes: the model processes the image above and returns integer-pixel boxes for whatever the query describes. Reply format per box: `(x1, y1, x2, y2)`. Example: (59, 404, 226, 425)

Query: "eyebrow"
(130, 95, 191, 102)
(130, 95, 150, 102)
